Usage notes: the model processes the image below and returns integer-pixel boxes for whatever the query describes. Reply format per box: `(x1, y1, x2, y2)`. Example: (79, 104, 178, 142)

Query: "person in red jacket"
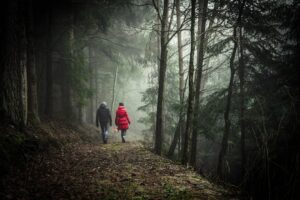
(115, 102, 131, 143)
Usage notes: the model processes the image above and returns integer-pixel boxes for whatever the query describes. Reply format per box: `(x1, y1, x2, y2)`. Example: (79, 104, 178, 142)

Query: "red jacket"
(115, 106, 131, 130)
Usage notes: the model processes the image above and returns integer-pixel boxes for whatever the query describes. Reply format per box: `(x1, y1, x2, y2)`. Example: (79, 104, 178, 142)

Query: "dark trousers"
(121, 129, 126, 143)
(100, 123, 108, 143)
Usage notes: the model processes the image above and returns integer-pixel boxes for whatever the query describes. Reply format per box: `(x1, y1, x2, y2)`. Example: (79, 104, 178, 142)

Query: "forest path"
(4, 131, 236, 200)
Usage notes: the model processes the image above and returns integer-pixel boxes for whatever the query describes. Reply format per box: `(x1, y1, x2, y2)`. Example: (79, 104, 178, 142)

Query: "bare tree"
(217, 0, 245, 178)
(190, 0, 208, 167)
(182, 0, 197, 165)
(167, 0, 184, 158)
(154, 0, 169, 155)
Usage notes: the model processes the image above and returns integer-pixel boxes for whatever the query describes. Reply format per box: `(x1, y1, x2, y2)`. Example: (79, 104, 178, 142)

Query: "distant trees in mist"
(0, 0, 148, 127)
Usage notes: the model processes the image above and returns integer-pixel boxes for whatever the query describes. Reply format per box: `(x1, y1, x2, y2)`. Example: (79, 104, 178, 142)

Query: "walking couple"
(96, 102, 131, 144)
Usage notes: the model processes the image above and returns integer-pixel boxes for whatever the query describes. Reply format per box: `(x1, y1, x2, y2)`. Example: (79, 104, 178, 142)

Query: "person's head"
(100, 101, 107, 107)
(119, 102, 124, 106)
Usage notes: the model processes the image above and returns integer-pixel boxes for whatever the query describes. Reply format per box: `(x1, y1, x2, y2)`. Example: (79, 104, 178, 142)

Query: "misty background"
(0, 0, 299, 199)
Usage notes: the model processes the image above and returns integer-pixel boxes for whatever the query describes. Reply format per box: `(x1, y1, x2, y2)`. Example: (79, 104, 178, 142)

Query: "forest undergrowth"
(1, 121, 238, 200)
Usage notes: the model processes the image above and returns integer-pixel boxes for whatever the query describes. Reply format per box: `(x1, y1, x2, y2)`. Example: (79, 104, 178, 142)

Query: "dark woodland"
(0, 0, 299, 199)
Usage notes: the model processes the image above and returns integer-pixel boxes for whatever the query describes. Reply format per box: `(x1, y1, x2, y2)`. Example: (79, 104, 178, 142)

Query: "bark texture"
(190, 0, 208, 167)
(155, 0, 169, 155)
(182, 0, 196, 165)
(0, 0, 28, 127)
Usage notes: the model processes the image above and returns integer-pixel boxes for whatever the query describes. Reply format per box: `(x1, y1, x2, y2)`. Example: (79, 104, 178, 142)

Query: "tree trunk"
(156, 0, 161, 68)
(87, 43, 95, 124)
(19, 2, 28, 128)
(168, 0, 184, 158)
(72, 7, 84, 124)
(61, 8, 74, 119)
(199, 1, 219, 98)
(155, 0, 169, 155)
(239, 26, 246, 178)
(45, 7, 53, 117)
(111, 65, 118, 112)
(94, 64, 99, 113)
(167, 120, 181, 158)
(182, 0, 196, 165)
(26, 0, 40, 123)
(153, 0, 160, 148)
(217, 42, 236, 178)
(190, 0, 208, 167)
(217, 0, 245, 178)
(0, 0, 27, 128)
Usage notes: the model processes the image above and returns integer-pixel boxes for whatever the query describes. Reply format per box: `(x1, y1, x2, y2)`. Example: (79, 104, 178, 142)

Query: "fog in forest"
(1, 0, 299, 199)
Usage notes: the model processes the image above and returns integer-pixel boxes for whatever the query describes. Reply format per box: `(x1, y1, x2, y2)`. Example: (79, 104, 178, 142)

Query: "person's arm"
(96, 110, 99, 127)
(126, 111, 131, 125)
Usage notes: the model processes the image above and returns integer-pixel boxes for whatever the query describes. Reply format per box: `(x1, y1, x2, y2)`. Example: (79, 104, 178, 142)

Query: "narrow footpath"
(2, 124, 237, 200)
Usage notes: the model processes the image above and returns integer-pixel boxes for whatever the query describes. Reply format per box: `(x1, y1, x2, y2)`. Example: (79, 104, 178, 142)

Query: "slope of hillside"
(1, 122, 238, 200)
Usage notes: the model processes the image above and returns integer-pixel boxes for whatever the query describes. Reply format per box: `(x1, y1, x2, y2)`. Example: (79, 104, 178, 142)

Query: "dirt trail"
(3, 130, 237, 200)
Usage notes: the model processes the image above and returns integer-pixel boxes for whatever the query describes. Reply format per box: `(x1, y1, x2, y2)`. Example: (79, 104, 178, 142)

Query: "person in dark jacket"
(96, 102, 112, 144)
(115, 102, 131, 143)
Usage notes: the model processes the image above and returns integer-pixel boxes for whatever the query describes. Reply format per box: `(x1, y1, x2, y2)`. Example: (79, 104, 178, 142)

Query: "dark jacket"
(96, 104, 112, 127)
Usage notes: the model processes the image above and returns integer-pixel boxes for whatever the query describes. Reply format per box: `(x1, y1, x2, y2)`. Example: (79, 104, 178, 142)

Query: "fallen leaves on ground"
(2, 132, 238, 200)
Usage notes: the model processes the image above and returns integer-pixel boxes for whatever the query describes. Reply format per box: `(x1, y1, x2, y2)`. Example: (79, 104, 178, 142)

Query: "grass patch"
(163, 183, 191, 200)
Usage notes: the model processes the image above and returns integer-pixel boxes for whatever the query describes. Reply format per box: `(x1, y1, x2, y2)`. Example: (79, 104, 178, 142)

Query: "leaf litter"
(1, 123, 238, 200)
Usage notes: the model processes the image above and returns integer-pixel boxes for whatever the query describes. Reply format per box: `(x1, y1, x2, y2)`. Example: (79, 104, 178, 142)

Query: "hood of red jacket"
(116, 106, 127, 116)
(117, 106, 126, 111)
